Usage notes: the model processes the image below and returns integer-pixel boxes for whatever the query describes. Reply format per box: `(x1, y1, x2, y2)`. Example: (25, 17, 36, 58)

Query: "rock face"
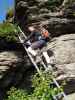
(0, 51, 31, 89)
(1, 35, 75, 98)
(47, 34, 75, 80)
(15, 0, 75, 35)
(15, 0, 75, 90)
(40, 18, 75, 37)
(1, 34, 75, 84)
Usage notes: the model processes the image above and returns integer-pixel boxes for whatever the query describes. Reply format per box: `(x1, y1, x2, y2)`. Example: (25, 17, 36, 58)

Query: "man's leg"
(31, 40, 46, 49)
(28, 40, 46, 58)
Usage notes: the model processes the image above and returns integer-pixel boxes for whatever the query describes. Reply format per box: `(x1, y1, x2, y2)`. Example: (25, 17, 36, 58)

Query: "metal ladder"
(18, 26, 67, 100)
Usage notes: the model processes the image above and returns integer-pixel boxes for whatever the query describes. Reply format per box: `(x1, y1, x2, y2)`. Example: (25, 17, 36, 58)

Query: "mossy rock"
(0, 22, 18, 42)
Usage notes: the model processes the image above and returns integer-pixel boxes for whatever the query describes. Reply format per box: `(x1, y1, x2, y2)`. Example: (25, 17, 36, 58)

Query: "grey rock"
(47, 34, 75, 80)
(0, 51, 22, 67)
(0, 51, 31, 88)
(15, 0, 75, 36)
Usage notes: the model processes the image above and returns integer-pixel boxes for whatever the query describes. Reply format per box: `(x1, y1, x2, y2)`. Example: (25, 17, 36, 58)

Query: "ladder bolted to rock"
(18, 26, 67, 100)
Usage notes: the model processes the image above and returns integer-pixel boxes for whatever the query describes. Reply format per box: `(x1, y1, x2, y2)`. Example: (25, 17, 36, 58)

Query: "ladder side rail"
(38, 53, 67, 100)
(53, 78, 67, 100)
(18, 26, 27, 39)
(40, 50, 67, 100)
(18, 36, 42, 76)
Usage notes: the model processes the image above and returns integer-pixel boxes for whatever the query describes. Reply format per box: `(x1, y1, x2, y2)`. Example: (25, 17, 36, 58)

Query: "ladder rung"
(54, 92, 65, 97)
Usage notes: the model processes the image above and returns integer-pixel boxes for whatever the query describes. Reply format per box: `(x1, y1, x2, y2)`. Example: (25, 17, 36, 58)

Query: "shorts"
(31, 39, 46, 49)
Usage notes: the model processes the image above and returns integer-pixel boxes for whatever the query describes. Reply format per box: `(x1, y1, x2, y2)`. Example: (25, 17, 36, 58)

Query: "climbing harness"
(18, 26, 67, 100)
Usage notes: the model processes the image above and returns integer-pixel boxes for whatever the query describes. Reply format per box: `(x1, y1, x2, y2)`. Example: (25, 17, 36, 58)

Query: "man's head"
(28, 26, 35, 32)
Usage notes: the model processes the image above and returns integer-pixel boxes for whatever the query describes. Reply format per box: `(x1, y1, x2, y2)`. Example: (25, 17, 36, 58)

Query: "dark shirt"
(26, 31, 46, 42)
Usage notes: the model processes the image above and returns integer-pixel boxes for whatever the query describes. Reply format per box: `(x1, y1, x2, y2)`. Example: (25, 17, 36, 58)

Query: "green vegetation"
(0, 22, 18, 42)
(5, 87, 29, 100)
(6, 8, 14, 20)
(5, 71, 63, 100)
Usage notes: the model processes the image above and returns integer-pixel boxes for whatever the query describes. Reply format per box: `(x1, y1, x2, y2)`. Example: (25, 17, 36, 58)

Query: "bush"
(5, 71, 63, 100)
(0, 22, 18, 42)
(5, 87, 30, 100)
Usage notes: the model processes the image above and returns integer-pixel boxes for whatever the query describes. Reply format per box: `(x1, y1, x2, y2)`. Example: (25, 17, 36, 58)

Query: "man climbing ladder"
(24, 25, 51, 64)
